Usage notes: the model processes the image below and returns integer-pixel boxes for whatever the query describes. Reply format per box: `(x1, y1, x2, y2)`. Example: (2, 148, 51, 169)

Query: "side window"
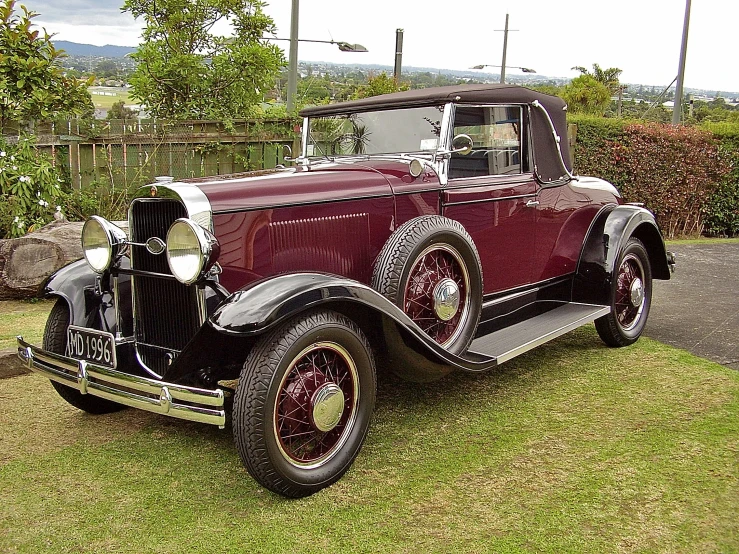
(449, 106, 523, 179)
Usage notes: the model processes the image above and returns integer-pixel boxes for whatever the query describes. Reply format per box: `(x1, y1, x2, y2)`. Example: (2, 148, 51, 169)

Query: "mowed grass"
(0, 300, 53, 350)
(1, 326, 737, 553)
(88, 87, 132, 110)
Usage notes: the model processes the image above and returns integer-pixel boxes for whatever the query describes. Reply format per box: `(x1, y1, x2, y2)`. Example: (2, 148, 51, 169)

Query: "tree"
(122, 0, 285, 120)
(106, 100, 137, 120)
(572, 63, 623, 95)
(562, 75, 611, 115)
(352, 73, 409, 99)
(0, 0, 93, 131)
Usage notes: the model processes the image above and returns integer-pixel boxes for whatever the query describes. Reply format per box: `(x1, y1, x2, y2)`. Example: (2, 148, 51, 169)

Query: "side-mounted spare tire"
(371, 215, 483, 355)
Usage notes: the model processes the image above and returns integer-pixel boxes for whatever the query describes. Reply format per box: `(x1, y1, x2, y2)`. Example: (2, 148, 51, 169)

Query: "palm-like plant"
(572, 63, 623, 94)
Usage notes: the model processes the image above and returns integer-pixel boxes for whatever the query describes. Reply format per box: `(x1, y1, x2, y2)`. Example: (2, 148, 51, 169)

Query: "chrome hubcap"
(310, 383, 345, 432)
(630, 277, 644, 308)
(432, 278, 461, 321)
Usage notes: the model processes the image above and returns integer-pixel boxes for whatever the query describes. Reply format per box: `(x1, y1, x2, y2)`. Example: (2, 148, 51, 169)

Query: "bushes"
(0, 134, 66, 238)
(571, 117, 737, 237)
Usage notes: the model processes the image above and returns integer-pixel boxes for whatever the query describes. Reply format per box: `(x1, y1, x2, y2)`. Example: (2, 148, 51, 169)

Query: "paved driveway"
(646, 241, 739, 370)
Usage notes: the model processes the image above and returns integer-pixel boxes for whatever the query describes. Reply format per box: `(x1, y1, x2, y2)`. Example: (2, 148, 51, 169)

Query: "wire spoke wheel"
(274, 342, 359, 468)
(614, 253, 646, 331)
(595, 237, 652, 347)
(403, 245, 470, 347)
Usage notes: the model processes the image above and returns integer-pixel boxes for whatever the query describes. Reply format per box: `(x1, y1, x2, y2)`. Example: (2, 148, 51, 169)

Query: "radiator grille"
(130, 199, 201, 377)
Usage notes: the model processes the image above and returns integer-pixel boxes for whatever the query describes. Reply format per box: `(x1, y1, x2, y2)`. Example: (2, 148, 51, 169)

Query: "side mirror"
(451, 134, 473, 155)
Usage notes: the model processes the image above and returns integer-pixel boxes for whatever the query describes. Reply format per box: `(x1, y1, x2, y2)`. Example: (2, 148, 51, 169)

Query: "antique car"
(18, 84, 675, 497)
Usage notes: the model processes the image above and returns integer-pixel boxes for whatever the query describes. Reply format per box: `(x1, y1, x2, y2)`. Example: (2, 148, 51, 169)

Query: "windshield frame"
(301, 104, 451, 161)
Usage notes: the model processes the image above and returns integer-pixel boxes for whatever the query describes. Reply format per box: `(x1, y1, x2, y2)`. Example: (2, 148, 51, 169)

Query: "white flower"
(55, 205, 61, 212)
(12, 165, 17, 170)
(55, 184, 60, 189)
(10, 155, 15, 161)
(0, 151, 5, 157)
(38, 199, 49, 207)
(35, 188, 40, 194)
(16, 220, 24, 229)
(13, 216, 19, 223)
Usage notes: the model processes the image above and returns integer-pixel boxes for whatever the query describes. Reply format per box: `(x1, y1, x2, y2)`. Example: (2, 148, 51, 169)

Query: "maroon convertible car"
(18, 84, 674, 497)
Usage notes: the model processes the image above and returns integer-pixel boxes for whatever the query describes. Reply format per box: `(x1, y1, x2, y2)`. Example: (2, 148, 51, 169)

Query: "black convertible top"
(299, 84, 572, 181)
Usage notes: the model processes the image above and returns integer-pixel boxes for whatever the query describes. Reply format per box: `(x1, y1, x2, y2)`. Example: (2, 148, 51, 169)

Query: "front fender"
(41, 258, 131, 335)
(574, 205, 670, 305)
(207, 273, 496, 375)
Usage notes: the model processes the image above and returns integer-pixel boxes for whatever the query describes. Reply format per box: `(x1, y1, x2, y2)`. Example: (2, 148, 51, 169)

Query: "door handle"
(526, 200, 540, 207)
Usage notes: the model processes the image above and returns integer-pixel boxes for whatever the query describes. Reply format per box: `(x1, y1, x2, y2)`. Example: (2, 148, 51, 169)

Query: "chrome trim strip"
(17, 337, 226, 428)
(484, 287, 540, 307)
(492, 303, 610, 364)
(113, 276, 122, 341)
(442, 192, 537, 208)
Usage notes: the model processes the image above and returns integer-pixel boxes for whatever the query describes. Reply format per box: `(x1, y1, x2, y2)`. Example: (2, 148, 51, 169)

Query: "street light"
(276, 0, 368, 112)
(470, 64, 536, 74)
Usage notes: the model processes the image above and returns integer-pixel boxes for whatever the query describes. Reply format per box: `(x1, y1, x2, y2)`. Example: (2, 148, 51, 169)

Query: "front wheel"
(232, 310, 376, 497)
(595, 237, 652, 347)
(43, 299, 125, 414)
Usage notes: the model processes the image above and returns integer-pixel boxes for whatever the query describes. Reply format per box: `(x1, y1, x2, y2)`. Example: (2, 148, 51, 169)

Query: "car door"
(441, 105, 537, 294)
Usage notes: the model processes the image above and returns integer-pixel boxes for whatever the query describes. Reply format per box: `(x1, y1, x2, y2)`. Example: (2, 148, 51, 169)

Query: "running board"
(466, 303, 610, 364)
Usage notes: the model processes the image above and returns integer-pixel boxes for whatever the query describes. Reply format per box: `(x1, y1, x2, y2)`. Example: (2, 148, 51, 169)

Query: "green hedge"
(570, 117, 739, 237)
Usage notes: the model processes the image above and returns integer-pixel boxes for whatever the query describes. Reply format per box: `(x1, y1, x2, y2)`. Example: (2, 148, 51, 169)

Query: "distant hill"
(54, 41, 136, 57)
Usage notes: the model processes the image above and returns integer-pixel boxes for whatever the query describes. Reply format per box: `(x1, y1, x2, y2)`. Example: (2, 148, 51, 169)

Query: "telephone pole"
(495, 14, 518, 84)
(672, 0, 691, 124)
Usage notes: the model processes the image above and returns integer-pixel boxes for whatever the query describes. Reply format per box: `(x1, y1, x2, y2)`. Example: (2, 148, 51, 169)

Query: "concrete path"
(646, 241, 739, 370)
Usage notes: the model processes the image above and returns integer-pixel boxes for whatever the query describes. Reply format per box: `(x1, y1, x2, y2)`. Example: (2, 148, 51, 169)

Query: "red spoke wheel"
(596, 237, 652, 347)
(233, 310, 376, 498)
(403, 244, 470, 347)
(372, 216, 483, 355)
(274, 342, 359, 468)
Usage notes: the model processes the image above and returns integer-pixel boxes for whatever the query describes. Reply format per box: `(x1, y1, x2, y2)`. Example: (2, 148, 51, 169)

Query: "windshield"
(305, 105, 445, 158)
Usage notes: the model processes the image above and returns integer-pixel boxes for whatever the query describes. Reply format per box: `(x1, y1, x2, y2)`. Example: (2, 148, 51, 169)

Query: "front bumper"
(17, 336, 226, 428)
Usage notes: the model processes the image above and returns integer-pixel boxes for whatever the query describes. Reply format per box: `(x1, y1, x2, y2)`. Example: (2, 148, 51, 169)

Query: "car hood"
(180, 158, 439, 214)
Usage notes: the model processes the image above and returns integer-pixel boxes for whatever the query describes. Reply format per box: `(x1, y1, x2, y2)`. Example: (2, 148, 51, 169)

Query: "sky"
(23, 0, 739, 93)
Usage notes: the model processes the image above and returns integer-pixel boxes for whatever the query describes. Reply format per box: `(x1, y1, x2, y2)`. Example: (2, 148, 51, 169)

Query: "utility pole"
(500, 14, 509, 84)
(286, 0, 299, 113)
(672, 0, 691, 125)
(393, 28, 404, 83)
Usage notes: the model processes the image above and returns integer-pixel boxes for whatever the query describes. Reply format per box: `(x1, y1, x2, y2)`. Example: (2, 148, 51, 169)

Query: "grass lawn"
(665, 237, 739, 246)
(0, 299, 53, 350)
(1, 325, 737, 553)
(88, 87, 132, 110)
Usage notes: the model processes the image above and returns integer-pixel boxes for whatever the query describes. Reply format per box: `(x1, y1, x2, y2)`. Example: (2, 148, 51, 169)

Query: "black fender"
(202, 272, 497, 380)
(573, 204, 671, 305)
(40, 258, 133, 337)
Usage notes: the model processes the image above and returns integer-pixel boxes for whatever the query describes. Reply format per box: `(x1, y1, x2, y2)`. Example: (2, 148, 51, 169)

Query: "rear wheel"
(595, 238, 652, 347)
(44, 299, 125, 414)
(232, 310, 376, 497)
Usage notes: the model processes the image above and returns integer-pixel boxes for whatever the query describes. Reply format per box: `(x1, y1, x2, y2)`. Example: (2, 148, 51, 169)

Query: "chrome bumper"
(16, 336, 226, 428)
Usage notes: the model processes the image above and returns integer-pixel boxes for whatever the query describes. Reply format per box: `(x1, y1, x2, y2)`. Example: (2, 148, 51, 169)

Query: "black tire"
(43, 299, 125, 414)
(371, 215, 483, 354)
(232, 310, 376, 498)
(595, 237, 652, 347)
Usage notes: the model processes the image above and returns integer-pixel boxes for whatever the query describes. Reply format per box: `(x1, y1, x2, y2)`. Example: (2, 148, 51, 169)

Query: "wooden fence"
(4, 118, 300, 189)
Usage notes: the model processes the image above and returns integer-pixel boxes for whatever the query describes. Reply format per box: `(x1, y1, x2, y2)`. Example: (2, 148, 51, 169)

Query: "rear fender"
(574, 205, 670, 305)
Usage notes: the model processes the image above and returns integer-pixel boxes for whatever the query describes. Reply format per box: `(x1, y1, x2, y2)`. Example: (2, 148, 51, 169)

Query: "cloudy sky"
(24, 0, 739, 93)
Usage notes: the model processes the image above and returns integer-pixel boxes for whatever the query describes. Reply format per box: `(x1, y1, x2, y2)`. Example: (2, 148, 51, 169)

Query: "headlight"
(166, 218, 219, 284)
(81, 216, 127, 273)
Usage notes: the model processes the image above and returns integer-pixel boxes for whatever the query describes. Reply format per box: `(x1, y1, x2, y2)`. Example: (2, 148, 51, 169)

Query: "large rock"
(0, 220, 128, 299)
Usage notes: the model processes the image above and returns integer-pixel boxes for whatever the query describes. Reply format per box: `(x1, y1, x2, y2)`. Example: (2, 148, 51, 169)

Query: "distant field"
(88, 87, 132, 109)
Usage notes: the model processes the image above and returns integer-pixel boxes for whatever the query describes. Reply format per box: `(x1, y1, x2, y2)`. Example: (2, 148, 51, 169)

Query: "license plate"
(66, 326, 117, 369)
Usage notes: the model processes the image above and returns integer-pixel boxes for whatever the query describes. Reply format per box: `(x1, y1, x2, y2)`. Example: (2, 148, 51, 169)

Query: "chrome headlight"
(166, 218, 219, 284)
(81, 216, 127, 273)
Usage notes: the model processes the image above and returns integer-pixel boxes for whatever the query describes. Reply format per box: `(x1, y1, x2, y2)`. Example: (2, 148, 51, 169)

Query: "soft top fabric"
(299, 84, 571, 178)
